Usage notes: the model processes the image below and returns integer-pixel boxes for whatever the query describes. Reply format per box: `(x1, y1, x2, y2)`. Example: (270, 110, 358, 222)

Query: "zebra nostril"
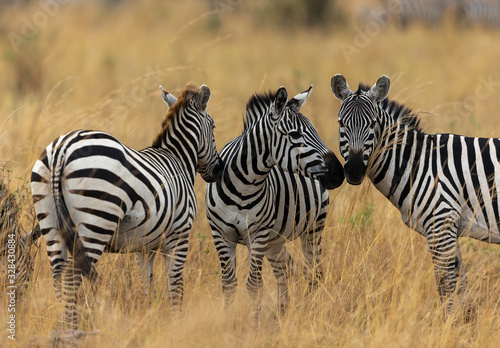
(344, 151, 366, 186)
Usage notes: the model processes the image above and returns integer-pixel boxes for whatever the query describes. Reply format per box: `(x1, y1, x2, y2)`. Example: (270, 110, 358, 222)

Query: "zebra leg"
(163, 229, 190, 312)
(32, 182, 68, 300)
(212, 231, 238, 310)
(61, 259, 84, 330)
(53, 262, 66, 302)
(246, 230, 269, 325)
(44, 228, 68, 301)
(266, 244, 292, 315)
(454, 246, 475, 321)
(137, 251, 156, 290)
(427, 222, 470, 318)
(58, 220, 113, 329)
(300, 225, 323, 291)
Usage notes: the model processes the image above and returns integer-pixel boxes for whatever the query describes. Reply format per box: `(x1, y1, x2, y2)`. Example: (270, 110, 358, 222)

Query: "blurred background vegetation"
(0, 0, 499, 346)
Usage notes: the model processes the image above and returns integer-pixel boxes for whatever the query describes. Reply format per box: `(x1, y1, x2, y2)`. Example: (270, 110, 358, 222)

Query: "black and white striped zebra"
(455, 0, 500, 28)
(1, 179, 42, 297)
(205, 86, 344, 321)
(31, 83, 223, 329)
(356, 0, 448, 29)
(397, 0, 447, 28)
(1, 226, 41, 296)
(331, 74, 500, 319)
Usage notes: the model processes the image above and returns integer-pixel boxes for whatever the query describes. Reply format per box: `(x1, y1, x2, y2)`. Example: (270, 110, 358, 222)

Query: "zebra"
(1, 226, 41, 297)
(331, 74, 500, 319)
(356, 0, 448, 30)
(455, 0, 500, 28)
(397, 0, 447, 28)
(31, 83, 223, 329)
(205, 86, 344, 321)
(1, 179, 42, 298)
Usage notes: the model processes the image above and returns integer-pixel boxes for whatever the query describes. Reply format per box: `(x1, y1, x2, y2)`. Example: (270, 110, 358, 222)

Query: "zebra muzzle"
(344, 151, 366, 186)
(201, 157, 224, 183)
(318, 152, 344, 190)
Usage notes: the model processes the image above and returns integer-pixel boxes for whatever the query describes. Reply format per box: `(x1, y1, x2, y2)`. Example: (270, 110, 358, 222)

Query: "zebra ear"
(197, 84, 211, 112)
(367, 75, 390, 103)
(286, 85, 312, 111)
(331, 74, 351, 100)
(160, 86, 177, 107)
(274, 86, 288, 115)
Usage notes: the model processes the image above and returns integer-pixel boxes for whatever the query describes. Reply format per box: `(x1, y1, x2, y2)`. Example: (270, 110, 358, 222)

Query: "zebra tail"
(52, 159, 97, 282)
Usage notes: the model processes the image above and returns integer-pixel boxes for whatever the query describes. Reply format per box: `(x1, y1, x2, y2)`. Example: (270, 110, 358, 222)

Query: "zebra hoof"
(49, 329, 99, 346)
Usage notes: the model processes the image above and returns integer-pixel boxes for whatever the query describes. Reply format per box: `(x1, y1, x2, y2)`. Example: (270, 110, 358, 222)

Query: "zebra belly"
(206, 168, 328, 247)
(457, 209, 500, 243)
(400, 188, 500, 243)
(111, 203, 169, 252)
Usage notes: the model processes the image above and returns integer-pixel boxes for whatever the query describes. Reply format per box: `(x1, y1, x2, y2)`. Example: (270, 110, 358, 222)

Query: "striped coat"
(206, 86, 344, 319)
(31, 84, 222, 329)
(332, 74, 500, 319)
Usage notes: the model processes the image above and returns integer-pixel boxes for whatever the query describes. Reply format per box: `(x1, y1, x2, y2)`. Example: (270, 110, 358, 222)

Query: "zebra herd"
(2, 75, 499, 329)
(357, 0, 500, 29)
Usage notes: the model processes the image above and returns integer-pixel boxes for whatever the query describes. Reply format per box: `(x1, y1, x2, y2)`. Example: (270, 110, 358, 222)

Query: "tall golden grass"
(1, 0, 499, 346)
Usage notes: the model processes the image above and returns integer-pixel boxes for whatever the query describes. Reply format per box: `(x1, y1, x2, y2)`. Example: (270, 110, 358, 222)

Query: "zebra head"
(331, 74, 390, 185)
(160, 85, 223, 183)
(270, 86, 344, 190)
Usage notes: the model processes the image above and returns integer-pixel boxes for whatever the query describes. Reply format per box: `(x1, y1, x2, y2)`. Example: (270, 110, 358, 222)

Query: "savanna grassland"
(1, 0, 500, 346)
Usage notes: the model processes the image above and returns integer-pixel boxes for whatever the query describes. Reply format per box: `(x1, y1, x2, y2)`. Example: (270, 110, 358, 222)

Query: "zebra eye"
(338, 119, 344, 127)
(288, 131, 302, 140)
(370, 119, 376, 127)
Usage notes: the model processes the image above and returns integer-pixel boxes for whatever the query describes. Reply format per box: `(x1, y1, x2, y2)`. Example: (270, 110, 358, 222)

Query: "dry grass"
(1, 0, 499, 346)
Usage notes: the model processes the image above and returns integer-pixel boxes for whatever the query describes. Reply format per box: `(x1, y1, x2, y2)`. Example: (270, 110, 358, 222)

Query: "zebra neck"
(161, 118, 199, 184)
(368, 124, 430, 210)
(221, 135, 273, 198)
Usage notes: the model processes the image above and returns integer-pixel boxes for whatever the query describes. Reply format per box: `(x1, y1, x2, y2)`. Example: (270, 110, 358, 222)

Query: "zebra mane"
(243, 90, 276, 132)
(357, 83, 422, 132)
(152, 83, 200, 148)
